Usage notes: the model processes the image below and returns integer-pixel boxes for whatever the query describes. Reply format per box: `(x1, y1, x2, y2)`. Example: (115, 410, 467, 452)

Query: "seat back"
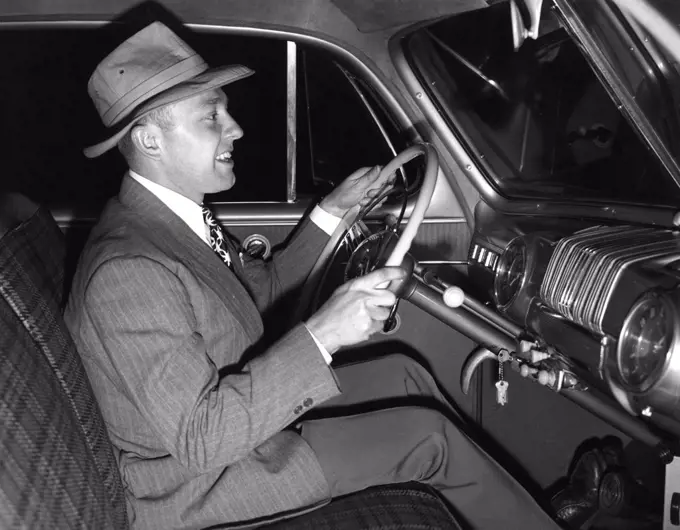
(0, 193, 128, 529)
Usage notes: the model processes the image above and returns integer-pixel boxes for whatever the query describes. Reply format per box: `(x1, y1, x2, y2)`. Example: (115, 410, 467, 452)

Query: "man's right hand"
(305, 267, 406, 355)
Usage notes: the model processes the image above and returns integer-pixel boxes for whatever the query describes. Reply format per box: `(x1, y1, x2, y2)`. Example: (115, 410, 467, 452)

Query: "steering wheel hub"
(344, 230, 400, 282)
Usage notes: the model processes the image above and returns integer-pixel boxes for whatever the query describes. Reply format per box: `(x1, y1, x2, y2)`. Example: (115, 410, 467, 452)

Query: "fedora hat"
(85, 21, 254, 158)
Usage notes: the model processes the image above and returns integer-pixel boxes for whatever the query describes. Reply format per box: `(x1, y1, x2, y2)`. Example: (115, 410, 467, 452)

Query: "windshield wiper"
(426, 30, 510, 101)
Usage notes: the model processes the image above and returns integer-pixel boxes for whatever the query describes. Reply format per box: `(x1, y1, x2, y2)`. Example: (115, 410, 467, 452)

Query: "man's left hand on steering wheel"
(319, 165, 396, 218)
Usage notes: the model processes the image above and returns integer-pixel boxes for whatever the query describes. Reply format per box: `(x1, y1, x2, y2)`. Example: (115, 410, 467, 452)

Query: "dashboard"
(468, 201, 680, 441)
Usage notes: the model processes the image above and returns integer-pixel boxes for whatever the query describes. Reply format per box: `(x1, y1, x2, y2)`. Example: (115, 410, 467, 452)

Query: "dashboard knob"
(443, 286, 465, 308)
(538, 370, 555, 386)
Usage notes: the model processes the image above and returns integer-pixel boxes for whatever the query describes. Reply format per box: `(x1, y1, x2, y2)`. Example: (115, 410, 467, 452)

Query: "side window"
(295, 46, 403, 198)
(0, 28, 287, 206)
(0, 29, 405, 207)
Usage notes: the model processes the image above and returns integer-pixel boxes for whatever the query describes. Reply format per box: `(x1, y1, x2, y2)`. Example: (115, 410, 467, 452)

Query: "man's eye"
(207, 112, 218, 121)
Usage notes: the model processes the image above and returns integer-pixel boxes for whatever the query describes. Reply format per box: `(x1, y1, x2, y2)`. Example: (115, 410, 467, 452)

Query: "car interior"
(2, 0, 680, 529)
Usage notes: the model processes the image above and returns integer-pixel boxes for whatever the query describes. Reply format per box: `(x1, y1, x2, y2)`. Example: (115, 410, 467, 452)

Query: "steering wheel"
(296, 144, 439, 320)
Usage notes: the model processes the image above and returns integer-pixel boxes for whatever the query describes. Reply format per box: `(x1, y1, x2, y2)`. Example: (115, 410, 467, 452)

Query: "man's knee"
(393, 407, 451, 481)
(383, 354, 440, 398)
(360, 353, 442, 402)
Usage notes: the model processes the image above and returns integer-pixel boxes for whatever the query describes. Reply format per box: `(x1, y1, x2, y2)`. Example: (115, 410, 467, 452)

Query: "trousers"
(301, 354, 561, 530)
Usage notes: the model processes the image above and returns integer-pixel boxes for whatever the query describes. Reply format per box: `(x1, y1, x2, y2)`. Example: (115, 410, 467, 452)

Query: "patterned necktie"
(202, 206, 232, 269)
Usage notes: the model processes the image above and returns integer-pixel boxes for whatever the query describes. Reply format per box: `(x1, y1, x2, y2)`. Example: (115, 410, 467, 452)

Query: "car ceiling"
(1, 0, 490, 38)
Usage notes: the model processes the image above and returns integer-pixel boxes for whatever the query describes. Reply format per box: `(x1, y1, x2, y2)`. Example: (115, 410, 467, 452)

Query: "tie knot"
(202, 205, 232, 268)
(202, 205, 216, 227)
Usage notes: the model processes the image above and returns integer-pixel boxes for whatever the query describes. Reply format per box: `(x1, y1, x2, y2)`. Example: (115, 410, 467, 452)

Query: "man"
(65, 21, 560, 530)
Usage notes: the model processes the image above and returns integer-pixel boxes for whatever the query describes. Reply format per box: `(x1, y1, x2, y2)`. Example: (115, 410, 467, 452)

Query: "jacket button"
(303, 398, 313, 408)
(294, 405, 303, 415)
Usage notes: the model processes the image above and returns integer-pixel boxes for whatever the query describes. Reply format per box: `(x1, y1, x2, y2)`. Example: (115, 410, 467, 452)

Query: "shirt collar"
(128, 170, 209, 245)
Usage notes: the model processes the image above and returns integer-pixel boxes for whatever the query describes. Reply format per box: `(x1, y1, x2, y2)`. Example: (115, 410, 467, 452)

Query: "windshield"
(405, 0, 680, 207)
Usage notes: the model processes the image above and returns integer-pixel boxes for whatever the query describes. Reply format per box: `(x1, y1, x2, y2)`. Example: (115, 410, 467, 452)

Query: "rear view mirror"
(510, 0, 544, 49)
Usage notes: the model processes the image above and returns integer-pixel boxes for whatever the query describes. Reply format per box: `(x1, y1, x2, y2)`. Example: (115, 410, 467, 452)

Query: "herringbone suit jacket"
(65, 175, 341, 530)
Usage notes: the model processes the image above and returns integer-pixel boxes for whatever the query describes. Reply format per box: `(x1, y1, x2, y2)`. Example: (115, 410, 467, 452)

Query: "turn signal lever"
(397, 265, 520, 353)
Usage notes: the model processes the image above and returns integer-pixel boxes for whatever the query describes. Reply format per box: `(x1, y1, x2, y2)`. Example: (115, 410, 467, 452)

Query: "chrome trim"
(341, 67, 398, 159)
(51, 199, 468, 226)
(418, 260, 468, 265)
(461, 347, 498, 395)
(242, 233, 273, 259)
(600, 334, 639, 416)
(286, 41, 297, 203)
(540, 225, 680, 335)
(494, 236, 528, 311)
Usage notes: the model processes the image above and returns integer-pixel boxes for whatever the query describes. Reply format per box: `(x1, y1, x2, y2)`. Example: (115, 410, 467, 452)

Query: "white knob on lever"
(443, 286, 465, 308)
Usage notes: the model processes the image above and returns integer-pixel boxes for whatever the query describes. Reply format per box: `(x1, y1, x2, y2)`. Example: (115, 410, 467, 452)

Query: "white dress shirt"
(129, 170, 339, 364)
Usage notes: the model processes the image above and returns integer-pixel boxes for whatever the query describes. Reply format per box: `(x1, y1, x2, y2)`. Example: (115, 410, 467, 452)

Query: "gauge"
(493, 238, 527, 309)
(617, 291, 674, 392)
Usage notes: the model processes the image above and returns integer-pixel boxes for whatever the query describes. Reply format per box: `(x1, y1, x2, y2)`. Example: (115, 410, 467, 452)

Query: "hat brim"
(84, 64, 255, 158)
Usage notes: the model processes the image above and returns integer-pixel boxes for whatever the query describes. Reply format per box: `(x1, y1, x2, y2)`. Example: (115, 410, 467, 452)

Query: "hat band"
(103, 54, 208, 126)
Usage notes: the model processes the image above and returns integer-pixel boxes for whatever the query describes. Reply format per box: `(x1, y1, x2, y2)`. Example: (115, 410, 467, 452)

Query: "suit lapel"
(118, 175, 263, 340)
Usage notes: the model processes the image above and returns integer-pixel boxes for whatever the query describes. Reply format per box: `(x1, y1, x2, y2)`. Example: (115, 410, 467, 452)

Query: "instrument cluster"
(483, 225, 680, 424)
(493, 233, 555, 324)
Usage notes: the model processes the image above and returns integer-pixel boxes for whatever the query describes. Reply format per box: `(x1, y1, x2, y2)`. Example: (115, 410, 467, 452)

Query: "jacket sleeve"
(84, 255, 340, 474)
(238, 216, 330, 313)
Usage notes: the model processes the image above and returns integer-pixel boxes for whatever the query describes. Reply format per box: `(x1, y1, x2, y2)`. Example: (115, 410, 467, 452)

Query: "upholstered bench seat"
(265, 482, 461, 529)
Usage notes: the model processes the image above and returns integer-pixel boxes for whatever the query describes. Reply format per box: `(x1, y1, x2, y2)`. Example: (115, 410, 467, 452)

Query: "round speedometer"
(617, 291, 674, 392)
(494, 238, 527, 310)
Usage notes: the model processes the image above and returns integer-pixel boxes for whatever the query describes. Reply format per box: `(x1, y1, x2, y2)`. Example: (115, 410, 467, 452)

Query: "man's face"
(159, 88, 243, 201)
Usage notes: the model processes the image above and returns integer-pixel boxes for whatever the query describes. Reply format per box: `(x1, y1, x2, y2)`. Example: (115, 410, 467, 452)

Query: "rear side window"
(0, 28, 286, 206)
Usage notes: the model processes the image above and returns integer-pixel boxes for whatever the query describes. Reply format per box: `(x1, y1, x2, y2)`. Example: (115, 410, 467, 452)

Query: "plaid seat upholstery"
(0, 195, 128, 529)
(264, 482, 463, 530)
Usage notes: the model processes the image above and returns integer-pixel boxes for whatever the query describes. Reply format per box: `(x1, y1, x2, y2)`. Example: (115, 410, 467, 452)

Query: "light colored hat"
(84, 21, 254, 158)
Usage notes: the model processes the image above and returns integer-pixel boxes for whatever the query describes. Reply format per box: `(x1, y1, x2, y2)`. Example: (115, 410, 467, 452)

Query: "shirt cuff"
(309, 205, 342, 236)
(303, 323, 333, 365)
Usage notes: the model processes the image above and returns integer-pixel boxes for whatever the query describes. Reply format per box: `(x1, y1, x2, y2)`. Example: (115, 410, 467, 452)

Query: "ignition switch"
(242, 234, 272, 260)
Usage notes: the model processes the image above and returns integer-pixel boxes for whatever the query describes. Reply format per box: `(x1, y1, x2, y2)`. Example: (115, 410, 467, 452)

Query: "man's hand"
(319, 165, 395, 218)
(305, 267, 406, 355)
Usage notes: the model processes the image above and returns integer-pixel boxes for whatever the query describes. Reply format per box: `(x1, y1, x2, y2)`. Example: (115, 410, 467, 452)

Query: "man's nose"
(224, 117, 243, 140)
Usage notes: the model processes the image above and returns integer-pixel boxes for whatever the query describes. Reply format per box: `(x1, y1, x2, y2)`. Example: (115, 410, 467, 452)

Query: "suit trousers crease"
(300, 354, 560, 529)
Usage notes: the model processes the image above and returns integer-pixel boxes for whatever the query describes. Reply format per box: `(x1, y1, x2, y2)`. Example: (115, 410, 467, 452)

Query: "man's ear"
(130, 123, 162, 160)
